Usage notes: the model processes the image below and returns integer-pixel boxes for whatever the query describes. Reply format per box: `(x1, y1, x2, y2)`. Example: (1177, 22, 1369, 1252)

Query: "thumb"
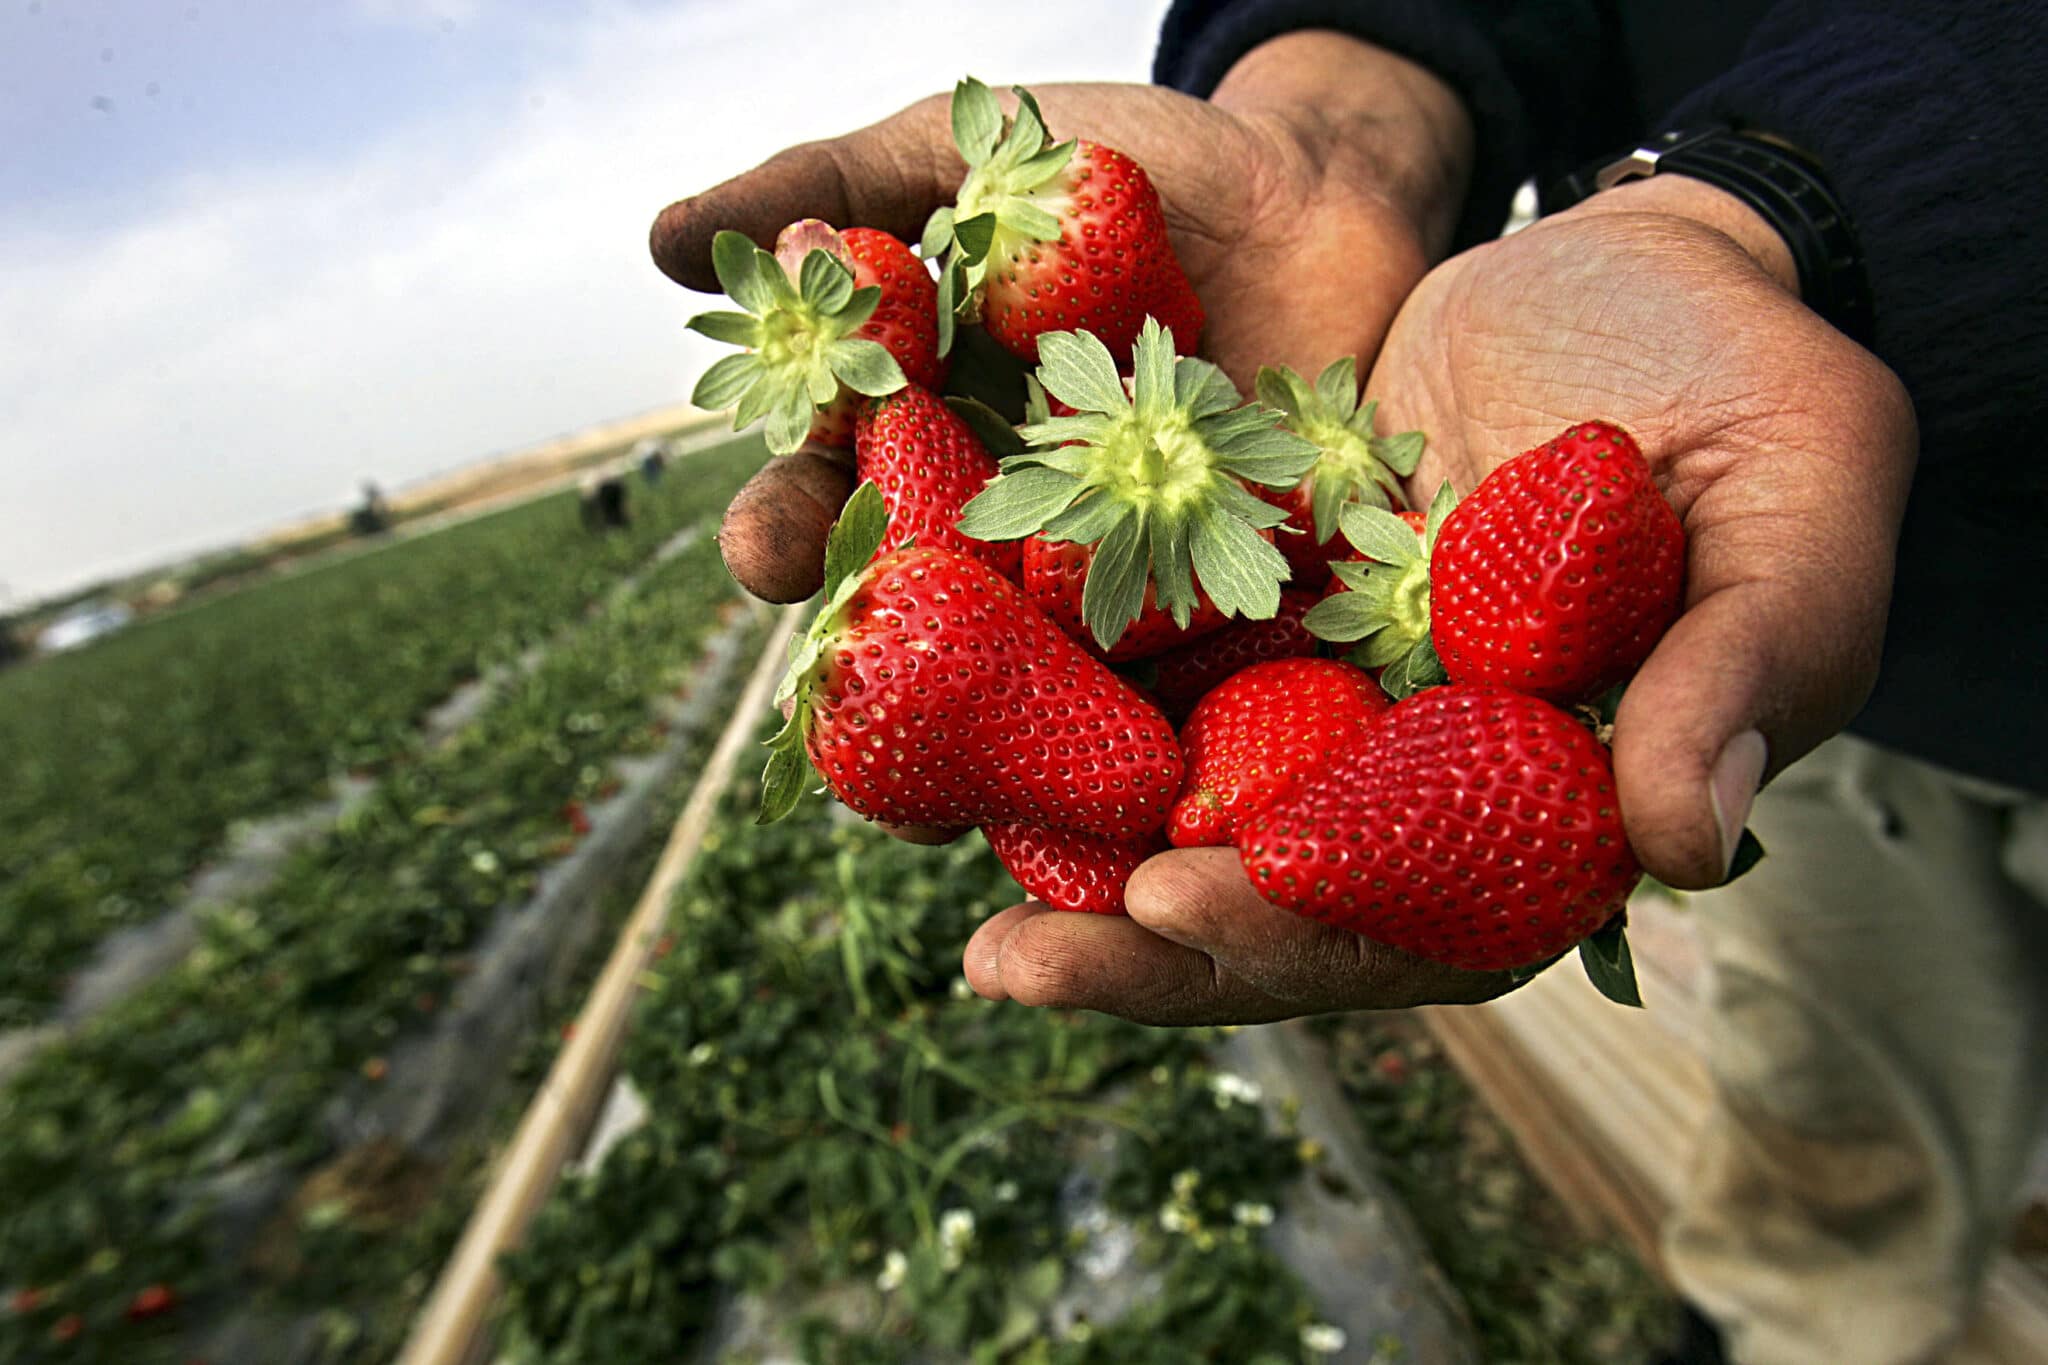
(650, 94, 959, 292)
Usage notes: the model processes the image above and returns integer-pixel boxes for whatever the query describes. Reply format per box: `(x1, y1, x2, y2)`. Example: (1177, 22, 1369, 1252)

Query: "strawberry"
(1307, 422, 1683, 703)
(1252, 359, 1425, 587)
(9, 1287, 44, 1315)
(761, 483, 1180, 837)
(924, 78, 1203, 364)
(1022, 535, 1229, 662)
(124, 1284, 177, 1322)
(1143, 586, 1322, 723)
(1239, 684, 1639, 972)
(957, 320, 1317, 653)
(855, 383, 1020, 581)
(1170, 658, 1388, 849)
(984, 822, 1165, 914)
(51, 1313, 83, 1343)
(688, 220, 943, 453)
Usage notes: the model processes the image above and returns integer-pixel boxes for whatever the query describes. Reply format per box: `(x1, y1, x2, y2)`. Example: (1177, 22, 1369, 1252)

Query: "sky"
(0, 0, 1168, 605)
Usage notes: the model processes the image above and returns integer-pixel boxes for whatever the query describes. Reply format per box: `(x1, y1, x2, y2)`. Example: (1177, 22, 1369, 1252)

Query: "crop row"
(0, 437, 762, 1026)
(0, 528, 762, 1365)
(497, 775, 1341, 1365)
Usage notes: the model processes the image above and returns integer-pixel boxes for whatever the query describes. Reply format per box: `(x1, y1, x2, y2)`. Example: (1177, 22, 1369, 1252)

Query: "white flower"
(993, 1180, 1019, 1203)
(1300, 1323, 1348, 1355)
(1158, 1204, 1194, 1234)
(1232, 1201, 1275, 1227)
(875, 1250, 907, 1291)
(469, 850, 500, 875)
(950, 976, 975, 1000)
(938, 1207, 976, 1270)
(1209, 1072, 1262, 1107)
(686, 1042, 716, 1067)
(1171, 1169, 1202, 1199)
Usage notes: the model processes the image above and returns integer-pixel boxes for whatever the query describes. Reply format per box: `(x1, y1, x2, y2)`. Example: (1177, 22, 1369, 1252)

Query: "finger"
(651, 95, 958, 292)
(1614, 375, 1915, 888)
(964, 900, 1298, 1026)
(1125, 848, 1509, 1009)
(717, 443, 854, 602)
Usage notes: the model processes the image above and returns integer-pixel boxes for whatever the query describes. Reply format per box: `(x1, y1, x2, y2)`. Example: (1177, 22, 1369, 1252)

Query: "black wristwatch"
(1544, 128, 1874, 348)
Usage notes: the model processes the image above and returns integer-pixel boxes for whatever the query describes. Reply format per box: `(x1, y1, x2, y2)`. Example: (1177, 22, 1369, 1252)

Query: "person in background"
(648, 4, 2047, 1360)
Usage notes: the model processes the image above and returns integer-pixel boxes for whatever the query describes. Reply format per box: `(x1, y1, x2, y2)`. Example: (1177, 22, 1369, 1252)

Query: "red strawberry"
(125, 1284, 177, 1322)
(1252, 360, 1425, 588)
(1239, 684, 1639, 972)
(1023, 535, 1228, 662)
(958, 321, 1317, 653)
(1169, 659, 1388, 848)
(855, 384, 1020, 581)
(9, 1287, 44, 1315)
(51, 1313, 83, 1342)
(984, 822, 1165, 914)
(762, 484, 1180, 838)
(926, 79, 1202, 364)
(1306, 423, 1682, 703)
(688, 221, 944, 454)
(1432, 422, 1682, 700)
(1145, 587, 1322, 722)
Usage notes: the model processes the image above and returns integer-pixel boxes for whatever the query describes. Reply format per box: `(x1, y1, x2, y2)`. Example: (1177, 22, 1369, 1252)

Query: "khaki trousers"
(1664, 734, 2048, 1365)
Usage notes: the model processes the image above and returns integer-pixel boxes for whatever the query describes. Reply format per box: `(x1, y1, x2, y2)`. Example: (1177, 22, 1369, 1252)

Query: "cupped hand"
(1367, 176, 1918, 891)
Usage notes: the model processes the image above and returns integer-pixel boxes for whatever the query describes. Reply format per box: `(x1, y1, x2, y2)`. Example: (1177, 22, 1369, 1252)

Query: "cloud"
(0, 0, 1168, 602)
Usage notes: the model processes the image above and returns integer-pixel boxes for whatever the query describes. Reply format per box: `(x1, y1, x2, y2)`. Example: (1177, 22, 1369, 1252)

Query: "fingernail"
(1710, 730, 1768, 877)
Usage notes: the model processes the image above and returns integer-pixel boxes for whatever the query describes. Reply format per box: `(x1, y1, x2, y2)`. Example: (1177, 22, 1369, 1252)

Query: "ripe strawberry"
(925, 78, 1203, 364)
(125, 1284, 177, 1322)
(1143, 587, 1322, 723)
(51, 1313, 83, 1342)
(1253, 359, 1425, 587)
(855, 384, 1020, 581)
(9, 1287, 44, 1315)
(762, 483, 1180, 837)
(957, 320, 1317, 652)
(984, 822, 1165, 914)
(1169, 659, 1388, 848)
(1307, 423, 1683, 703)
(1239, 684, 1639, 972)
(689, 220, 944, 453)
(1022, 535, 1228, 662)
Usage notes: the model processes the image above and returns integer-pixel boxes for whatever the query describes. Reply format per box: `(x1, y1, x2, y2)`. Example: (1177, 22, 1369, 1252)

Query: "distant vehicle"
(39, 601, 135, 654)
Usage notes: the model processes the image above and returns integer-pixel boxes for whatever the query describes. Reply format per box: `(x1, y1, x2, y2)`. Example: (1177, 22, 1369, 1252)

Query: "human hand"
(656, 32, 1472, 601)
(1365, 175, 1918, 891)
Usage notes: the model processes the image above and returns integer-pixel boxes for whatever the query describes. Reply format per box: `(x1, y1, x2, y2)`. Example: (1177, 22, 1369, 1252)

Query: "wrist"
(1566, 173, 1800, 296)
(1212, 30, 1473, 258)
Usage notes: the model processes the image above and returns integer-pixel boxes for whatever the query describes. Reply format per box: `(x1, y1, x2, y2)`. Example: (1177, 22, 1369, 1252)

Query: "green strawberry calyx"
(687, 225, 907, 455)
(759, 481, 892, 822)
(922, 76, 1074, 357)
(1302, 481, 1457, 699)
(1254, 358, 1426, 543)
(955, 319, 1319, 652)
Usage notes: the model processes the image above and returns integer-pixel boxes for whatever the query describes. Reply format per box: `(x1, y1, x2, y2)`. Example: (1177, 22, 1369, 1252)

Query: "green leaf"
(731, 368, 783, 431)
(1328, 560, 1374, 593)
(1212, 426, 1320, 487)
(692, 352, 764, 410)
(954, 212, 998, 265)
(1423, 479, 1458, 554)
(1309, 470, 1349, 546)
(1011, 140, 1076, 190)
(994, 199, 1062, 241)
(758, 741, 811, 824)
(1015, 413, 1114, 449)
(1035, 329, 1128, 415)
(951, 77, 1004, 166)
(837, 284, 882, 331)
(1339, 503, 1426, 567)
(825, 339, 906, 397)
(1130, 323, 1175, 425)
(1042, 487, 1131, 543)
(823, 482, 890, 596)
(936, 260, 959, 358)
(1724, 828, 1767, 883)
(920, 206, 956, 261)
(1302, 593, 1381, 643)
(758, 247, 801, 311)
(1080, 513, 1147, 649)
(684, 310, 763, 347)
(797, 248, 854, 313)
(1148, 507, 1197, 627)
(1009, 84, 1051, 158)
(946, 396, 1025, 456)
(1313, 355, 1358, 416)
(1380, 633, 1448, 699)
(1187, 505, 1286, 621)
(764, 385, 815, 454)
(805, 359, 840, 405)
(1253, 366, 1303, 418)
(1373, 429, 1427, 477)
(956, 466, 1081, 540)
(1578, 918, 1643, 1007)
(712, 230, 775, 314)
(1176, 358, 1242, 416)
